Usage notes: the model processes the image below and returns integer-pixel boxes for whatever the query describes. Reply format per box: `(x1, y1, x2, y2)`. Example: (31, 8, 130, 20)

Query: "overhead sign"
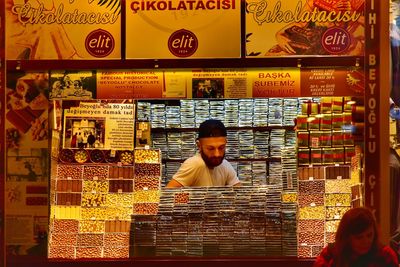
(125, 0, 241, 59)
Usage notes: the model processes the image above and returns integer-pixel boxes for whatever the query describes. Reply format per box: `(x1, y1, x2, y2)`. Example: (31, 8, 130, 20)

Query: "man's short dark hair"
(198, 119, 227, 139)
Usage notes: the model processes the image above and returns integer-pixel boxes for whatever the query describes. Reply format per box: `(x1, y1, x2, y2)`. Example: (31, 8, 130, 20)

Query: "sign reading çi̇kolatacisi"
(6, 0, 121, 60)
(125, 0, 241, 59)
(246, 0, 365, 57)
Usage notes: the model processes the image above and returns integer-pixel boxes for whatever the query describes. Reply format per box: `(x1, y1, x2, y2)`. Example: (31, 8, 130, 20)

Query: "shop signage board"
(249, 68, 301, 97)
(97, 70, 164, 98)
(5, 0, 121, 60)
(364, 0, 380, 223)
(81, 68, 365, 99)
(187, 69, 251, 98)
(300, 67, 365, 97)
(49, 70, 97, 100)
(125, 0, 241, 58)
(246, 0, 365, 57)
(63, 102, 135, 150)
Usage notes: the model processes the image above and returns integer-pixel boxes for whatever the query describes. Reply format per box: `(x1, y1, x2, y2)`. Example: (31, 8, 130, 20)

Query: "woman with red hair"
(314, 207, 399, 267)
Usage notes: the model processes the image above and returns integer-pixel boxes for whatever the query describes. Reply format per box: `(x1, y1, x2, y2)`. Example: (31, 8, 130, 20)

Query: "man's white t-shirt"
(172, 153, 240, 187)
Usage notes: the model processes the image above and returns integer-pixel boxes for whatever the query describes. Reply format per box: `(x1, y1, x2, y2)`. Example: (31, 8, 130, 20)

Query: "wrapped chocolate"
(298, 148, 310, 165)
(320, 97, 332, 114)
(297, 131, 310, 147)
(332, 97, 343, 113)
(332, 147, 345, 164)
(332, 113, 344, 130)
(310, 131, 322, 148)
(320, 114, 332, 130)
(343, 112, 352, 126)
(332, 131, 344, 147)
(343, 131, 354, 146)
(297, 115, 308, 130)
(301, 101, 319, 115)
(308, 116, 320, 130)
(310, 148, 322, 165)
(322, 148, 334, 165)
(320, 131, 332, 147)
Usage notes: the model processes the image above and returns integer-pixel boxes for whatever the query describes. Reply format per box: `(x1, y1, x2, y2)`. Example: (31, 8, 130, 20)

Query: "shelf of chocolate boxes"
(296, 97, 363, 166)
(293, 97, 363, 258)
(132, 185, 297, 257)
(49, 148, 162, 259)
(137, 98, 311, 186)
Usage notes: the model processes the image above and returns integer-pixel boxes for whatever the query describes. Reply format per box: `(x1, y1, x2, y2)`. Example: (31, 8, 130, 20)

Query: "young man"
(166, 119, 240, 187)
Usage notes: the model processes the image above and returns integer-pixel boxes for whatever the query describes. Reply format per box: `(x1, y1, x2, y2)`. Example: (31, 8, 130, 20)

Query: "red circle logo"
(321, 27, 351, 54)
(85, 29, 115, 58)
(168, 29, 198, 58)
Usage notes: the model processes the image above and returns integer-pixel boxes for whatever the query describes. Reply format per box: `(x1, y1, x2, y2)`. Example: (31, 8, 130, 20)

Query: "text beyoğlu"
(130, 0, 235, 13)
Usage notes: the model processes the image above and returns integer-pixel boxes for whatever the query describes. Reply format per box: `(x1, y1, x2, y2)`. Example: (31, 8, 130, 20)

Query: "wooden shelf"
(6, 56, 363, 71)
(162, 157, 281, 163)
(152, 126, 295, 133)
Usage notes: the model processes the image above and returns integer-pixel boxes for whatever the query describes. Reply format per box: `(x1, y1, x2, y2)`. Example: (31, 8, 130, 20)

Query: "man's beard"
(200, 151, 224, 168)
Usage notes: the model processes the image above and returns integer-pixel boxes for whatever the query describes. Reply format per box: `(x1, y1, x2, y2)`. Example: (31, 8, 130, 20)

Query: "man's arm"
(166, 179, 184, 188)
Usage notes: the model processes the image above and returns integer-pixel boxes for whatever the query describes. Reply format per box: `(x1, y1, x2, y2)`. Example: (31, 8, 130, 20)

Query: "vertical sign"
(365, 0, 380, 221)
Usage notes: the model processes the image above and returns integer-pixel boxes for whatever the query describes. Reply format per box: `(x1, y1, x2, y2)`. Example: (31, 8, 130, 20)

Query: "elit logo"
(85, 29, 115, 58)
(321, 27, 351, 54)
(168, 29, 198, 58)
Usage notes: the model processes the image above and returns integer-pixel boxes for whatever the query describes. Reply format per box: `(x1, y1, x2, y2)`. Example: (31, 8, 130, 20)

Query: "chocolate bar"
(285, 26, 314, 45)
(6, 109, 31, 133)
(314, 0, 350, 12)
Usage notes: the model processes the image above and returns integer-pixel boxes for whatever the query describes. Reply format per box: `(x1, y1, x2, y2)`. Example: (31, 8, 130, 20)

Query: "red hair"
(333, 207, 382, 266)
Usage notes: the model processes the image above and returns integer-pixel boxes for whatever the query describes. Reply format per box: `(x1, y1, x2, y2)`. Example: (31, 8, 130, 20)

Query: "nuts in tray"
(119, 151, 134, 165)
(134, 149, 160, 163)
(74, 149, 89, 163)
(133, 203, 159, 215)
(90, 149, 105, 163)
(59, 149, 75, 163)
(57, 165, 83, 179)
(83, 166, 108, 180)
(134, 163, 161, 177)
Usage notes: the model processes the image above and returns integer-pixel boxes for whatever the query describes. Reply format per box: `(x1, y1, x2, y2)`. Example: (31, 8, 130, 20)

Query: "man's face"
(198, 136, 227, 168)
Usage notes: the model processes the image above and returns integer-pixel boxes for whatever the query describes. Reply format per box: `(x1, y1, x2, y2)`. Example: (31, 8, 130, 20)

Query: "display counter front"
(8, 255, 314, 267)
(36, 97, 364, 266)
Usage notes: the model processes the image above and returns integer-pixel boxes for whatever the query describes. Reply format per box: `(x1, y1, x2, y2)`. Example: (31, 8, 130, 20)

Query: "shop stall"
(1, 0, 393, 266)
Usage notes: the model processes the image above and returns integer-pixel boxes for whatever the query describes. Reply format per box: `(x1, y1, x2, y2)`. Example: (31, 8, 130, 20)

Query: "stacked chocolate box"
(296, 165, 352, 257)
(49, 150, 136, 259)
(297, 97, 358, 166)
(49, 148, 162, 259)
